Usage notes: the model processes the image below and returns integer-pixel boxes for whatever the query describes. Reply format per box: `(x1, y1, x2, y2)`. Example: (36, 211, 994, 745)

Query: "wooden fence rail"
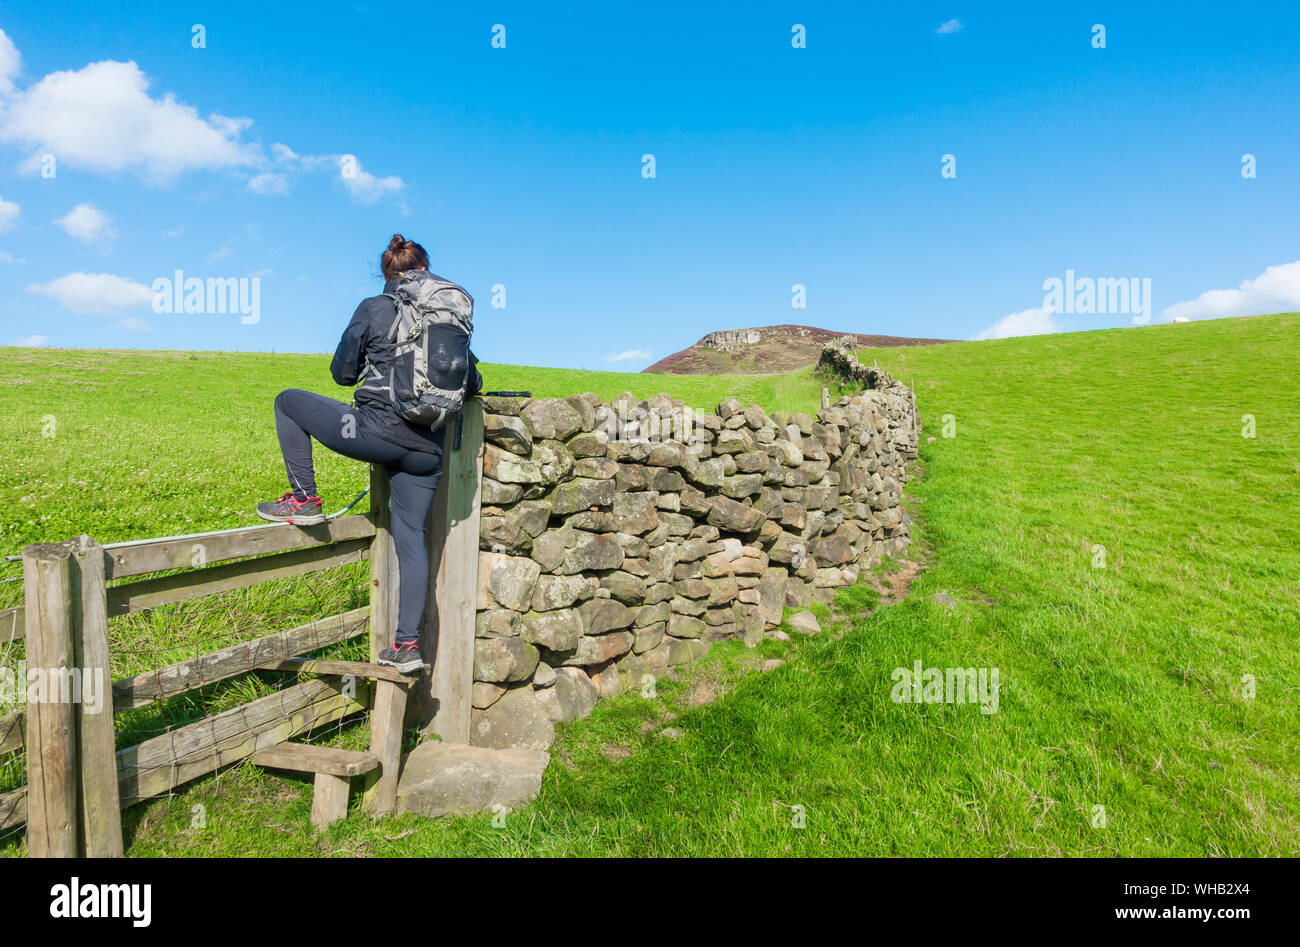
(1, 514, 377, 642)
(1, 398, 485, 855)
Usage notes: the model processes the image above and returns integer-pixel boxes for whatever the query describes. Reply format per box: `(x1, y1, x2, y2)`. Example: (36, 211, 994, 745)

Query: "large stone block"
(397, 742, 550, 817)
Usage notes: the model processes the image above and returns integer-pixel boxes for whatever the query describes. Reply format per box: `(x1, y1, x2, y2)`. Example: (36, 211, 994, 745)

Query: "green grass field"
(1, 313, 1296, 856)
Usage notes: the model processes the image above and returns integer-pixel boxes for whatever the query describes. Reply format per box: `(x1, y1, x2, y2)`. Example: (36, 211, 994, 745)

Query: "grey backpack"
(359, 270, 474, 429)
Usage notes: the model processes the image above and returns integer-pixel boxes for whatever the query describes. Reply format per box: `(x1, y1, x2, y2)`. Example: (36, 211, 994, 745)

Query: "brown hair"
(381, 234, 429, 281)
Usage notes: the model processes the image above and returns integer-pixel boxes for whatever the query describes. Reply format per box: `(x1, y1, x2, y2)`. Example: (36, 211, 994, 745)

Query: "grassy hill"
(1, 313, 1296, 856)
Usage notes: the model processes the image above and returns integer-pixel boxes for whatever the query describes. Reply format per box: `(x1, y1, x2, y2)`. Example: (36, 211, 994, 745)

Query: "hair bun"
(388, 234, 407, 251)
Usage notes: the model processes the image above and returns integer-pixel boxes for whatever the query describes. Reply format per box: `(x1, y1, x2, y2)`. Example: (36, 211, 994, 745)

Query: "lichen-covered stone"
(471, 685, 554, 750)
(527, 572, 598, 611)
(521, 398, 584, 440)
(551, 477, 615, 515)
(535, 666, 599, 723)
(529, 531, 566, 572)
(599, 570, 647, 604)
(705, 495, 765, 533)
(668, 613, 706, 639)
(560, 532, 624, 573)
(478, 553, 542, 611)
(577, 596, 635, 635)
(474, 637, 540, 683)
(612, 491, 660, 534)
(562, 631, 634, 667)
(482, 477, 523, 505)
(484, 413, 533, 456)
(520, 608, 584, 651)
(477, 608, 522, 639)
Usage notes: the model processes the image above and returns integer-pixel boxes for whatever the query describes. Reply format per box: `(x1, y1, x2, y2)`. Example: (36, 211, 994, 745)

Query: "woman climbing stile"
(257, 234, 481, 672)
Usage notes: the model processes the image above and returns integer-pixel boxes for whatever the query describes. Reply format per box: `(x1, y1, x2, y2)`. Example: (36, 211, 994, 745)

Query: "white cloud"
(603, 349, 653, 363)
(26, 272, 154, 314)
(0, 29, 20, 95)
(340, 156, 405, 205)
(0, 195, 18, 231)
(0, 31, 403, 205)
(14, 335, 46, 346)
(55, 202, 115, 242)
(119, 317, 150, 331)
(936, 19, 963, 35)
(163, 225, 185, 238)
(247, 172, 289, 195)
(0, 251, 26, 263)
(206, 244, 235, 263)
(972, 306, 1063, 341)
(0, 58, 259, 182)
(1161, 260, 1300, 322)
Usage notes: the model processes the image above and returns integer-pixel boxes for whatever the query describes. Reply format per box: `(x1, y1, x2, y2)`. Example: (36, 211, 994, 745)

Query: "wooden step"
(252, 742, 383, 830)
(251, 742, 380, 777)
(266, 657, 426, 685)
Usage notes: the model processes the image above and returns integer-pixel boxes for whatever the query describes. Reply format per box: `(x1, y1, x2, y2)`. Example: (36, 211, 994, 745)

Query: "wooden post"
(310, 773, 350, 830)
(417, 399, 484, 743)
(22, 540, 80, 857)
(362, 464, 405, 816)
(366, 463, 397, 661)
(70, 537, 123, 857)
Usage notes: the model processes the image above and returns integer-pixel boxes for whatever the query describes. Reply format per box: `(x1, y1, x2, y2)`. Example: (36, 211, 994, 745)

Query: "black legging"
(274, 388, 440, 644)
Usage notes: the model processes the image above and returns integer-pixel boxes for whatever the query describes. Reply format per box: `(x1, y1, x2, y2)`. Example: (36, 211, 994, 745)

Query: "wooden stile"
(8, 399, 486, 844)
(418, 399, 484, 743)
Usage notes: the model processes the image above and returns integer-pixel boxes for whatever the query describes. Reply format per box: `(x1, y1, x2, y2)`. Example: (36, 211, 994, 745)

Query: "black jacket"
(331, 276, 483, 454)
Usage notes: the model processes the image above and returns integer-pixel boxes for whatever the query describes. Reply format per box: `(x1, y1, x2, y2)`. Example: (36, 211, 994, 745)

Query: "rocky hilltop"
(643, 324, 950, 375)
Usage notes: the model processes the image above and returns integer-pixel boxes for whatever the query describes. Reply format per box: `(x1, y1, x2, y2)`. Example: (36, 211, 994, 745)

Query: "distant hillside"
(643, 324, 952, 375)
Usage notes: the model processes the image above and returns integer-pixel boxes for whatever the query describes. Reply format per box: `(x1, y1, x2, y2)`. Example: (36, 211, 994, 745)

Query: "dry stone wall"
(468, 367, 920, 751)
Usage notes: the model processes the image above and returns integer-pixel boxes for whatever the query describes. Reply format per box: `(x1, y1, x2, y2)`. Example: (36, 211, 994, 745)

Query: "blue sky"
(1, 1, 1298, 370)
